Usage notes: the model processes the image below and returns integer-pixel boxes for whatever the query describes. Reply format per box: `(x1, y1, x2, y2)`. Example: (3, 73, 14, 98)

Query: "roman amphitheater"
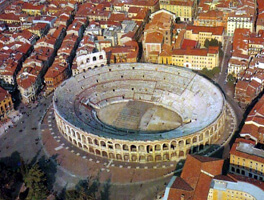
(53, 63, 234, 163)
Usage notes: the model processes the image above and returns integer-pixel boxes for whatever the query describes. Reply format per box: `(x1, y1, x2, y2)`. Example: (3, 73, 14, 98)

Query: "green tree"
(210, 38, 219, 46)
(212, 67, 220, 76)
(21, 162, 48, 200)
(204, 39, 210, 48)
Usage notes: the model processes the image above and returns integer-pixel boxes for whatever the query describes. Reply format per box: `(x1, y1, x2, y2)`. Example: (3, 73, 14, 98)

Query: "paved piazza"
(51, 63, 237, 168)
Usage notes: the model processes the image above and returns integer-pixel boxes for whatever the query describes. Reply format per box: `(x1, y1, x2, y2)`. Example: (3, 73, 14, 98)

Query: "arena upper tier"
(53, 63, 228, 163)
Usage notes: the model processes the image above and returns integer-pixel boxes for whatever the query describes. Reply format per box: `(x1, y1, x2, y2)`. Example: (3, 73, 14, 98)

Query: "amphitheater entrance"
(97, 101, 182, 132)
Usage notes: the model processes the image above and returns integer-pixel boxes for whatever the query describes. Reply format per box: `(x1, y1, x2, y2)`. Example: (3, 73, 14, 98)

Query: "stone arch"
(171, 152, 177, 158)
(71, 129, 76, 137)
(93, 56, 96, 61)
(147, 155, 153, 162)
(100, 141, 106, 148)
(163, 153, 169, 160)
(170, 141, 176, 150)
(131, 154, 137, 161)
(102, 151, 107, 157)
(192, 136, 197, 143)
(89, 147, 94, 154)
(131, 145, 137, 152)
(88, 137, 93, 144)
(210, 127, 214, 135)
(163, 143, 169, 150)
(199, 134, 203, 141)
(109, 153, 115, 159)
(155, 155, 162, 161)
(94, 138, 99, 146)
(178, 140, 184, 147)
(138, 145, 145, 152)
(124, 154, 129, 161)
(73, 139, 77, 145)
(67, 126, 71, 135)
(78, 142, 82, 148)
(155, 144, 161, 151)
(115, 143, 121, 150)
(81, 135, 86, 143)
(205, 131, 209, 138)
(186, 138, 191, 145)
(76, 132, 81, 140)
(147, 145, 153, 153)
(116, 154, 122, 160)
(123, 144, 129, 151)
(69, 137, 72, 142)
(83, 145, 88, 150)
(139, 155, 145, 162)
(95, 149, 101, 155)
(179, 150, 184, 157)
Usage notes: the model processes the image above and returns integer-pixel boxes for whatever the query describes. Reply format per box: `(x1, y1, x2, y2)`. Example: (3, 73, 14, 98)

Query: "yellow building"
(0, 87, 13, 119)
(159, 46, 219, 70)
(208, 174, 264, 200)
(185, 25, 224, 48)
(229, 139, 264, 182)
(159, 0, 197, 22)
(21, 3, 45, 16)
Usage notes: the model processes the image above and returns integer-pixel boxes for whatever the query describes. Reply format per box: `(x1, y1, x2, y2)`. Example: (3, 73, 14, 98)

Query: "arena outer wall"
(53, 63, 228, 163)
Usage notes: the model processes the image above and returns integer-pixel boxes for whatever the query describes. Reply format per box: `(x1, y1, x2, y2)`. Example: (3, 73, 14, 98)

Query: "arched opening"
(123, 144, 129, 151)
(82, 135, 86, 143)
(89, 147, 94, 154)
(73, 139, 77, 145)
(83, 145, 88, 150)
(178, 140, 184, 148)
(186, 138, 191, 145)
(86, 58, 90, 63)
(132, 155, 137, 161)
(100, 141, 106, 148)
(94, 139, 99, 146)
(236, 168, 240, 174)
(71, 129, 76, 137)
(99, 55, 103, 59)
(155, 155, 161, 161)
(93, 56, 96, 61)
(88, 137, 92, 144)
(155, 144, 161, 151)
(171, 152, 177, 158)
(109, 153, 115, 159)
(170, 141, 176, 150)
(76, 132, 81, 140)
(199, 134, 203, 141)
(192, 137, 197, 143)
(131, 145, 137, 152)
(163, 143, 169, 150)
(115, 144, 121, 150)
(78, 142, 82, 148)
(116, 154, 122, 160)
(124, 154, 129, 161)
(147, 155, 153, 161)
(139, 145, 145, 152)
(163, 154, 169, 160)
(147, 145, 153, 153)
(95, 149, 101, 155)
(139, 156, 145, 162)
(205, 131, 209, 138)
(179, 151, 184, 157)
(102, 151, 107, 157)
